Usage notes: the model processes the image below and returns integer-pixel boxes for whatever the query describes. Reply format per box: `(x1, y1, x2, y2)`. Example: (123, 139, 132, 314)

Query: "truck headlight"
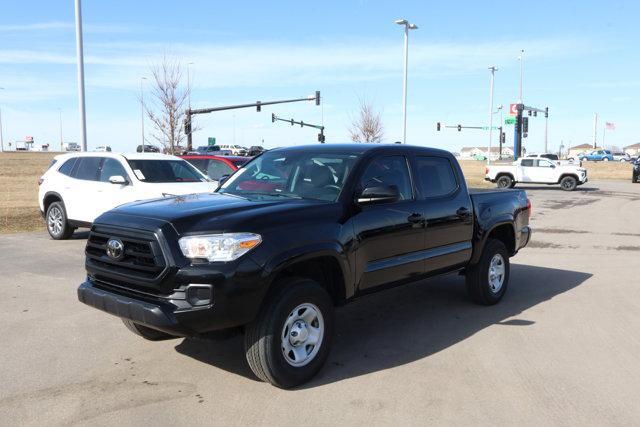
(178, 233, 262, 262)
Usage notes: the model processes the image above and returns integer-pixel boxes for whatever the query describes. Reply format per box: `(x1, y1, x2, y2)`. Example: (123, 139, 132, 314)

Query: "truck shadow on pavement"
(175, 264, 592, 388)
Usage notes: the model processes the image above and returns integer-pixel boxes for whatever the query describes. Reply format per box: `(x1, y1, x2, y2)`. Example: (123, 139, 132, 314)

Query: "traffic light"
(315, 91, 321, 106)
(528, 110, 532, 116)
(256, 101, 261, 112)
(457, 124, 462, 132)
(533, 111, 537, 117)
(437, 122, 441, 131)
(184, 117, 191, 135)
(500, 132, 506, 144)
(545, 107, 549, 118)
(271, 113, 275, 122)
(317, 132, 325, 143)
(522, 117, 529, 133)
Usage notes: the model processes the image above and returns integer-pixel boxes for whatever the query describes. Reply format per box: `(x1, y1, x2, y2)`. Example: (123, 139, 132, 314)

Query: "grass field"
(0, 151, 634, 234)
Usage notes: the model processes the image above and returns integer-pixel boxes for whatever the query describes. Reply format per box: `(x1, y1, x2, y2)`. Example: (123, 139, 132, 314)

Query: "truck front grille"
(85, 226, 168, 285)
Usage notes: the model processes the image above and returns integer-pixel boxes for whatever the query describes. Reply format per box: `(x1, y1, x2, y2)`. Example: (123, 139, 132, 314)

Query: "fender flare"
(470, 217, 516, 265)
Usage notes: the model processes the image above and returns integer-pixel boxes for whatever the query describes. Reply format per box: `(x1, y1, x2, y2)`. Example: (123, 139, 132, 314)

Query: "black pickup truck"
(78, 144, 531, 388)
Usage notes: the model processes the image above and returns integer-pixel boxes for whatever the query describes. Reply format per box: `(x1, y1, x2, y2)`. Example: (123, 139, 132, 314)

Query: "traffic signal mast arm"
(272, 113, 325, 143)
(189, 91, 320, 116)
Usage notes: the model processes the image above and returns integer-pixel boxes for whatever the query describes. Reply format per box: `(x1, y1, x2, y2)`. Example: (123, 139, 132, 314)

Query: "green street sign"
(504, 117, 516, 125)
(207, 137, 217, 146)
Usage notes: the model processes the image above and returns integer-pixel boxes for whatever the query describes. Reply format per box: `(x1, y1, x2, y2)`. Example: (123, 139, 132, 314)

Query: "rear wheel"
(560, 176, 577, 191)
(466, 239, 510, 305)
(603, 157, 609, 162)
(244, 277, 334, 388)
(633, 173, 638, 183)
(122, 320, 175, 341)
(496, 175, 513, 189)
(45, 201, 75, 240)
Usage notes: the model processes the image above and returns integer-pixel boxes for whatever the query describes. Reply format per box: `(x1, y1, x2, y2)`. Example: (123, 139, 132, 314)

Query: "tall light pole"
(140, 77, 147, 149)
(187, 62, 194, 110)
(488, 66, 498, 164)
(59, 108, 63, 151)
(74, 0, 87, 151)
(395, 19, 418, 144)
(0, 87, 4, 152)
(517, 49, 524, 104)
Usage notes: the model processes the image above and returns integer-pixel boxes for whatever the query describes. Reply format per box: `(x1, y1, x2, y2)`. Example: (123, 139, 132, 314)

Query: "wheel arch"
(43, 191, 64, 213)
(471, 220, 516, 265)
(557, 173, 579, 184)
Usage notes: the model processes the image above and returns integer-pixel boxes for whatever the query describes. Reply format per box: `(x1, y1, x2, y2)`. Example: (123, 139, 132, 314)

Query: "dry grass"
(0, 152, 634, 234)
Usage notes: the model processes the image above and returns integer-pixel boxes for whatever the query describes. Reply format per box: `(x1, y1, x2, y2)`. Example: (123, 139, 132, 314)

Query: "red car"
(179, 155, 252, 182)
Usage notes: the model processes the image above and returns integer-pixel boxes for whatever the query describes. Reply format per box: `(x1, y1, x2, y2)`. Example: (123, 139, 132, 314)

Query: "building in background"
(567, 144, 595, 158)
(623, 143, 640, 157)
(459, 146, 514, 160)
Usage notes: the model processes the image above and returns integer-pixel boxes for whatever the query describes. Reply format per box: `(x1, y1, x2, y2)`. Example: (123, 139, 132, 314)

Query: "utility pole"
(74, 0, 87, 151)
(140, 77, 147, 149)
(59, 109, 63, 151)
(395, 19, 418, 144)
(593, 113, 598, 148)
(518, 49, 524, 104)
(488, 66, 497, 164)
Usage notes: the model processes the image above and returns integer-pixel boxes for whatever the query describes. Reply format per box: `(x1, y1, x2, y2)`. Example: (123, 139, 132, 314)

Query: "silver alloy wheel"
(488, 253, 506, 293)
(47, 206, 64, 236)
(281, 303, 324, 367)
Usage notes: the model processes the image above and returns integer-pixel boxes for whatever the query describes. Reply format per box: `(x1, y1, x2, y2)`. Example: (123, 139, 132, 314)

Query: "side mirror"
(356, 185, 400, 205)
(108, 175, 128, 185)
(219, 174, 231, 185)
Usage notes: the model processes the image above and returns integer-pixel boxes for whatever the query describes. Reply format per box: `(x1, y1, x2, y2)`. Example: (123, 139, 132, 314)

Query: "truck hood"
(101, 192, 335, 235)
(140, 181, 218, 196)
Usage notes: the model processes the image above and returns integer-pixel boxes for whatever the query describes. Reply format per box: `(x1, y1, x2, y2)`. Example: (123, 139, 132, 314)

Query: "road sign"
(504, 117, 516, 125)
(207, 137, 216, 146)
(509, 103, 518, 115)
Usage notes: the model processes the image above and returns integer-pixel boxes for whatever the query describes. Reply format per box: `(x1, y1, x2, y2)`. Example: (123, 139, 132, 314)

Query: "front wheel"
(45, 201, 75, 240)
(560, 176, 578, 191)
(496, 175, 513, 189)
(465, 239, 510, 305)
(244, 278, 334, 388)
(633, 174, 638, 183)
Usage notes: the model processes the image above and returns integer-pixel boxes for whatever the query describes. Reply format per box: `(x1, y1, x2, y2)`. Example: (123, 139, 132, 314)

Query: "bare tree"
(349, 98, 384, 143)
(145, 55, 191, 154)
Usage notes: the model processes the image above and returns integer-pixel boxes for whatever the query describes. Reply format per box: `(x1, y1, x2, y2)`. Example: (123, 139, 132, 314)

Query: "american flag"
(606, 122, 616, 130)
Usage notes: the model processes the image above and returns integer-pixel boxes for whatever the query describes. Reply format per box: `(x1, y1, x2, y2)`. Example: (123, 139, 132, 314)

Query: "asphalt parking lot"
(1, 180, 639, 425)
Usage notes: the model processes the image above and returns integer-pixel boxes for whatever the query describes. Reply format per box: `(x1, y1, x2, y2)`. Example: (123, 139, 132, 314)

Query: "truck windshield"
(218, 150, 360, 201)
(127, 160, 207, 183)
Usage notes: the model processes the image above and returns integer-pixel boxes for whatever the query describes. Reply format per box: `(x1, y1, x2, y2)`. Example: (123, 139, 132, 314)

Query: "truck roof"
(269, 143, 453, 157)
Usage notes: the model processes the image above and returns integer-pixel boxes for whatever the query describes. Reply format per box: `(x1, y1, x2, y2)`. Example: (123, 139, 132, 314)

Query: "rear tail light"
(526, 198, 532, 219)
(37, 177, 44, 186)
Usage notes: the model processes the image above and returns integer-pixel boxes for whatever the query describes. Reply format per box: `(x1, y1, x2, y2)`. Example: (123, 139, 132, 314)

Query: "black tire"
(45, 201, 75, 240)
(560, 175, 577, 191)
(509, 181, 517, 188)
(465, 239, 510, 306)
(496, 175, 513, 189)
(122, 319, 175, 341)
(632, 174, 638, 183)
(244, 277, 334, 388)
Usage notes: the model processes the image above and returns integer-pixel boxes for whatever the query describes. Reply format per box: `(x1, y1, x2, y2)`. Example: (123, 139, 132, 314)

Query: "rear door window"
(74, 157, 102, 181)
(206, 159, 234, 180)
(521, 159, 534, 167)
(414, 156, 458, 198)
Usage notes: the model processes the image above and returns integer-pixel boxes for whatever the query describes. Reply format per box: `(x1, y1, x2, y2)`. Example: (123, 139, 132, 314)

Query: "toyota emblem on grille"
(106, 238, 125, 260)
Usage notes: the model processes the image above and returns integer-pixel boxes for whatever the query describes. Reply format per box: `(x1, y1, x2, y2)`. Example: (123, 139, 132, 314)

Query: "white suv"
(38, 152, 216, 239)
(218, 144, 248, 156)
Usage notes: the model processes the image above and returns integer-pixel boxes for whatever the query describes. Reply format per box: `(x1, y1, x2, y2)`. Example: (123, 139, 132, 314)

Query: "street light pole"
(74, 0, 87, 151)
(395, 19, 418, 144)
(59, 109, 63, 151)
(140, 77, 147, 150)
(488, 66, 498, 165)
(518, 49, 524, 104)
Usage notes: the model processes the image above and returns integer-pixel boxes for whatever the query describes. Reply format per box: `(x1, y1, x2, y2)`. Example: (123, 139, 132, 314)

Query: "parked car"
(612, 152, 631, 162)
(94, 146, 112, 152)
(180, 155, 251, 181)
(136, 144, 160, 153)
(632, 159, 640, 183)
(189, 145, 232, 156)
(248, 145, 265, 156)
(77, 144, 531, 388)
(579, 149, 613, 162)
(218, 144, 248, 156)
(486, 157, 588, 191)
(38, 152, 215, 240)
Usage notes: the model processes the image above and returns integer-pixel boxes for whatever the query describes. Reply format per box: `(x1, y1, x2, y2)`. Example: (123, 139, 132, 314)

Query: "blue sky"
(1, 0, 638, 153)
